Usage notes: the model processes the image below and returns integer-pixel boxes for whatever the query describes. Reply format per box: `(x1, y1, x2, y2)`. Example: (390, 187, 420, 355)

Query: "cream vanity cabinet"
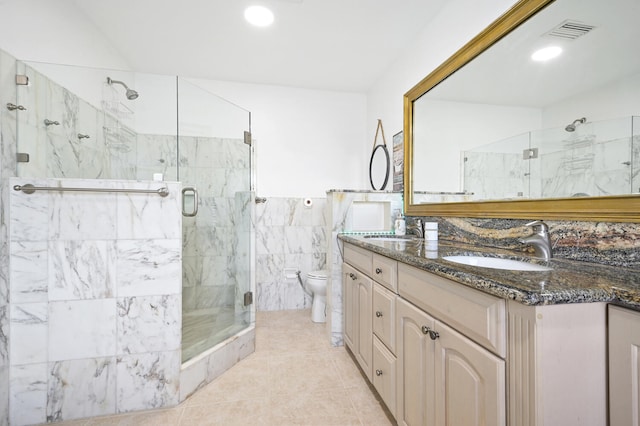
(342, 241, 610, 426)
(396, 263, 506, 426)
(609, 305, 640, 425)
(344, 243, 398, 415)
(343, 260, 373, 379)
(396, 262, 607, 426)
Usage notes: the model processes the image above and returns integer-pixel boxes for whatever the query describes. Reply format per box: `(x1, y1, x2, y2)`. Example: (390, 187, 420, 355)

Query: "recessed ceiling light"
(531, 46, 562, 62)
(244, 5, 274, 27)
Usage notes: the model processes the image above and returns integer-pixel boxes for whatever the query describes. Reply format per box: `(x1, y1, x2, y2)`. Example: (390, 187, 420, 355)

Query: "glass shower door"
(177, 78, 253, 363)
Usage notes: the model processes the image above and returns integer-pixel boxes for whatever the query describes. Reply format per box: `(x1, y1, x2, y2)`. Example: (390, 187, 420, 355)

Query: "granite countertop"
(338, 234, 640, 310)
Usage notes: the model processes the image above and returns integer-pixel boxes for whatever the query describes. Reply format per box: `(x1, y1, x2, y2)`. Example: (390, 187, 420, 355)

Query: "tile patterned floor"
(49, 309, 395, 426)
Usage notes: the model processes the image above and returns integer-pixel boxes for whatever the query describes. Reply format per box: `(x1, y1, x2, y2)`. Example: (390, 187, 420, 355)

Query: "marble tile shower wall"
(10, 59, 250, 314)
(538, 135, 640, 198)
(255, 197, 328, 311)
(8, 178, 182, 426)
(463, 134, 639, 200)
(1, 48, 19, 426)
(464, 152, 527, 199)
(15, 64, 141, 181)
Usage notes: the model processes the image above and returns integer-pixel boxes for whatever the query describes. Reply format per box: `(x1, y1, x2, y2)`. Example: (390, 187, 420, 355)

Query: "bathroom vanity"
(340, 235, 640, 426)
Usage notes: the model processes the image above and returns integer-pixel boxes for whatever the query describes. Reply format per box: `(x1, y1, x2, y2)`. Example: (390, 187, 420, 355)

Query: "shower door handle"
(182, 187, 199, 217)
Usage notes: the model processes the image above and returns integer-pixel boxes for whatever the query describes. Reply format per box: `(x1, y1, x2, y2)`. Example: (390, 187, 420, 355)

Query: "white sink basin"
(443, 255, 552, 272)
(364, 235, 417, 242)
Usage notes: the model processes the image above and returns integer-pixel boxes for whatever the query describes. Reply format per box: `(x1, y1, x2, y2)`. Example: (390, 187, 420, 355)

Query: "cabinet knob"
(376, 369, 383, 376)
(375, 267, 382, 274)
(349, 273, 356, 280)
(375, 311, 383, 318)
(421, 326, 439, 340)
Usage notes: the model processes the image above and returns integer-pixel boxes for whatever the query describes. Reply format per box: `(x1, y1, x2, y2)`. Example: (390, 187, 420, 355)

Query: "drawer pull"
(375, 311, 383, 318)
(376, 369, 383, 376)
(349, 273, 357, 280)
(375, 267, 382, 274)
(421, 326, 440, 340)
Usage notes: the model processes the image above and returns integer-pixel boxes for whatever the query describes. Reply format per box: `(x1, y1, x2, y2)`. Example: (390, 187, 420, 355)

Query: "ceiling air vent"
(545, 20, 596, 40)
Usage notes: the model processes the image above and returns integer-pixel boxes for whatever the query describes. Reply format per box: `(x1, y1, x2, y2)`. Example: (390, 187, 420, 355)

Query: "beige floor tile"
(180, 397, 274, 425)
(268, 352, 342, 395)
(268, 389, 362, 426)
(348, 381, 396, 426)
(185, 354, 272, 406)
(257, 327, 330, 355)
(328, 347, 371, 389)
(47, 310, 394, 426)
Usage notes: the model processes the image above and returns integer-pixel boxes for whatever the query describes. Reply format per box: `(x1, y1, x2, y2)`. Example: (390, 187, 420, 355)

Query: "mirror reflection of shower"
(565, 117, 586, 132)
(106, 77, 139, 100)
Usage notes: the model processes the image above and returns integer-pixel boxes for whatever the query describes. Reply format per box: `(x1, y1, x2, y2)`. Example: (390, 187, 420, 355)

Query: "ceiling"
(426, 0, 640, 107)
(71, 0, 446, 93)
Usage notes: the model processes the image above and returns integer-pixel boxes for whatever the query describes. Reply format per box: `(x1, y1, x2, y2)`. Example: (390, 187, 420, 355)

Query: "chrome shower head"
(107, 77, 139, 100)
(565, 117, 586, 132)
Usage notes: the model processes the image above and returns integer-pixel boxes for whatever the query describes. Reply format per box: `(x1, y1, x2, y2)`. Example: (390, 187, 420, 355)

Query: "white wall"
(414, 100, 541, 192)
(0, 0, 130, 70)
(189, 79, 367, 198)
(366, 0, 520, 176)
(542, 72, 640, 128)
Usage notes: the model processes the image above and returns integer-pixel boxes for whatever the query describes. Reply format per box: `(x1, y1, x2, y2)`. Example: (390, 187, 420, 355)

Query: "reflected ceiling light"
(244, 5, 274, 27)
(531, 46, 562, 62)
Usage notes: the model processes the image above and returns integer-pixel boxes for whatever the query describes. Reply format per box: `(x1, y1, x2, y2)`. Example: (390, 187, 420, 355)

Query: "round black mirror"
(369, 144, 390, 190)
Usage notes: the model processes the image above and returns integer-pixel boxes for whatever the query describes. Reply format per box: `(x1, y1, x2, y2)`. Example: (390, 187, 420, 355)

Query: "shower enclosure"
(177, 78, 253, 362)
(2, 53, 254, 423)
(462, 116, 640, 200)
(15, 61, 254, 361)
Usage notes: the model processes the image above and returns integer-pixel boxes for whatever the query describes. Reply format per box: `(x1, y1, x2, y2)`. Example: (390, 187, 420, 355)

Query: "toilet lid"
(307, 270, 328, 279)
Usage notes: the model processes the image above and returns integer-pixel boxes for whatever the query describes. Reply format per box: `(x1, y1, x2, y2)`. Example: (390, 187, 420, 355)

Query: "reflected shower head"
(107, 77, 139, 100)
(565, 117, 586, 132)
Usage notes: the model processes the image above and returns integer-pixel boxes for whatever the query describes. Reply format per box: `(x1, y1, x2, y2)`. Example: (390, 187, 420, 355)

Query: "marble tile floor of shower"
(182, 306, 250, 363)
(48, 309, 395, 426)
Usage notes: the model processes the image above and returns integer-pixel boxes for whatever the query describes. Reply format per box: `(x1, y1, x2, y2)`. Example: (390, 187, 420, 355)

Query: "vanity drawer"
(344, 243, 372, 275)
(398, 263, 506, 358)
(373, 282, 397, 353)
(372, 253, 398, 292)
(373, 335, 397, 419)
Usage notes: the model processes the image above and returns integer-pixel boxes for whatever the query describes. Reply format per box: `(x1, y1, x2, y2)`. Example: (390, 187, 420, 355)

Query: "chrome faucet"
(407, 219, 423, 238)
(520, 220, 552, 261)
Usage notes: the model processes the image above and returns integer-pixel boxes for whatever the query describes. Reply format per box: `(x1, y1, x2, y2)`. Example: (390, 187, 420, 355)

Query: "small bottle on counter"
(395, 214, 406, 236)
(424, 222, 438, 241)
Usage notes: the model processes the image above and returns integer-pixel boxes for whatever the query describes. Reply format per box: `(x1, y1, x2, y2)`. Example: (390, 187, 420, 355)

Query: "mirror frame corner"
(403, 0, 640, 223)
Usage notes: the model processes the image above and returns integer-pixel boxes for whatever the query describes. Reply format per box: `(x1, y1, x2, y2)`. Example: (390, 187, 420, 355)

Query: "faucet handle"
(525, 220, 548, 232)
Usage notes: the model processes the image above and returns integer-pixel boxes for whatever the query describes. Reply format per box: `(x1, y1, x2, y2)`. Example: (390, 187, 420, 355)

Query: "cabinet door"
(434, 321, 505, 426)
(396, 298, 436, 426)
(343, 263, 358, 351)
(609, 305, 640, 426)
(355, 273, 373, 380)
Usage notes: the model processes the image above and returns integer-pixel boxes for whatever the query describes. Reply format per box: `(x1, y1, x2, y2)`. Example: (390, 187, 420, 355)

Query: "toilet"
(306, 270, 328, 323)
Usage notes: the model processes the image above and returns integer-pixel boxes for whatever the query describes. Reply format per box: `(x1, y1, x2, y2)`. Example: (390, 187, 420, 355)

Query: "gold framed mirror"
(404, 0, 640, 222)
